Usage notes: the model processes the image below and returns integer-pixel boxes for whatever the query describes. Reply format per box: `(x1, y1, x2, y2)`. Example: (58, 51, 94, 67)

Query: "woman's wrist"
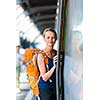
(53, 65, 56, 69)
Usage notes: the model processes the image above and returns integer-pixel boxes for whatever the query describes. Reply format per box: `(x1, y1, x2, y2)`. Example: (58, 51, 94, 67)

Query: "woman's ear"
(44, 35, 47, 42)
(43, 37, 46, 41)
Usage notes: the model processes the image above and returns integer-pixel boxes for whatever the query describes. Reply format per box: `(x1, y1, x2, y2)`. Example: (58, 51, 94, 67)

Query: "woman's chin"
(48, 43, 53, 46)
(48, 45, 53, 47)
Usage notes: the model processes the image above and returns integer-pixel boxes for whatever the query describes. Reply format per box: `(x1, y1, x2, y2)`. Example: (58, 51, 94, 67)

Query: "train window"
(63, 0, 83, 100)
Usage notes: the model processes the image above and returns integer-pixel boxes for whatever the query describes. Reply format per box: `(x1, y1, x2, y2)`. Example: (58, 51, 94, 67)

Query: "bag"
(24, 48, 48, 96)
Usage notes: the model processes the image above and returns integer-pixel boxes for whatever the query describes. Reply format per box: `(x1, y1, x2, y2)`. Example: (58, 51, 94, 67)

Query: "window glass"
(64, 0, 83, 100)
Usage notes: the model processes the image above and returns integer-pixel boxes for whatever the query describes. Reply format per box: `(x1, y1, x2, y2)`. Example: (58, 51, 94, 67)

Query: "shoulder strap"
(40, 50, 53, 83)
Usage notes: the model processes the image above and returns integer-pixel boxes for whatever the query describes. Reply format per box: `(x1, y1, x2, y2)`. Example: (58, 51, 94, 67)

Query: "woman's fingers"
(53, 55, 58, 65)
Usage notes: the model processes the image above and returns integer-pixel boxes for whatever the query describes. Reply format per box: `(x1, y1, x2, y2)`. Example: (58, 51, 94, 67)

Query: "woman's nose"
(50, 37, 53, 41)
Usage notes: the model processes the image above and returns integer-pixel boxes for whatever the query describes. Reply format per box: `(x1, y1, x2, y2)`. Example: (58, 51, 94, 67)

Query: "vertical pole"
(56, 0, 67, 100)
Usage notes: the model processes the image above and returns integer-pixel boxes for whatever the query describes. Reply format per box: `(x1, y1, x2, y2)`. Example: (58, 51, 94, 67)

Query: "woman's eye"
(47, 37, 50, 39)
(52, 37, 55, 39)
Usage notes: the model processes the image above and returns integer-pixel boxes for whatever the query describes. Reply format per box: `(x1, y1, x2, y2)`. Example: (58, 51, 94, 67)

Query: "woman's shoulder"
(38, 51, 47, 59)
(38, 52, 44, 59)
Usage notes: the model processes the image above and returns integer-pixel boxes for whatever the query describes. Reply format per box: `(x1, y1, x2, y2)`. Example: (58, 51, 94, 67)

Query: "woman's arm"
(37, 53, 56, 82)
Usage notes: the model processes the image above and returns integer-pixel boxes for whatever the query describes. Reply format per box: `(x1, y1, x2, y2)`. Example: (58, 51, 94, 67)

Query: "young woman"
(37, 28, 58, 100)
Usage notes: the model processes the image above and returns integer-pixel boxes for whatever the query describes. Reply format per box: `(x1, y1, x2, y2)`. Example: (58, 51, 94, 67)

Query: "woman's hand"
(53, 55, 58, 67)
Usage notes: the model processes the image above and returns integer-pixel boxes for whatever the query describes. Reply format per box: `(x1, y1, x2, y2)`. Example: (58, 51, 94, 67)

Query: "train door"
(56, 0, 83, 100)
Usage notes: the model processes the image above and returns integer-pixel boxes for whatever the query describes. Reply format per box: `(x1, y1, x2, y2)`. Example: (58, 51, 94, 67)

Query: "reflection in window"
(64, 0, 83, 100)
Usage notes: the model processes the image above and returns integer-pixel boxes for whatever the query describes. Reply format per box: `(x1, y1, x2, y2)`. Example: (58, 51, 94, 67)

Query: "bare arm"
(37, 53, 56, 81)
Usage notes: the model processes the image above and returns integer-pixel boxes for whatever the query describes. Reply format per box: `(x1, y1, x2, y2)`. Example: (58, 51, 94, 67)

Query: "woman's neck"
(44, 47, 53, 52)
(44, 47, 54, 58)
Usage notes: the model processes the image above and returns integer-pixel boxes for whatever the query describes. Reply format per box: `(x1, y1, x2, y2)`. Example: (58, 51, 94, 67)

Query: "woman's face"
(44, 31, 56, 47)
(72, 32, 82, 50)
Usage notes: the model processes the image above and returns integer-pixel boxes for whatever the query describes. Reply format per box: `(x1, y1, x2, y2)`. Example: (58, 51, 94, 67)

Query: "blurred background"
(16, 0, 58, 99)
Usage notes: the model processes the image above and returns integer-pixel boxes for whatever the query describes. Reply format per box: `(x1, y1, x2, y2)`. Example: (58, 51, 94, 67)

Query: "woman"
(37, 28, 58, 100)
